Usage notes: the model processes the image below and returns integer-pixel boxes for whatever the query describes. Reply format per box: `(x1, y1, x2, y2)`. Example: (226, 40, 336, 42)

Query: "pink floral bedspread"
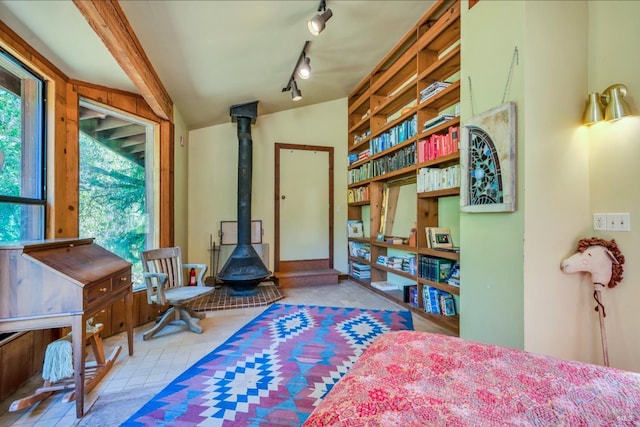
(304, 330, 640, 426)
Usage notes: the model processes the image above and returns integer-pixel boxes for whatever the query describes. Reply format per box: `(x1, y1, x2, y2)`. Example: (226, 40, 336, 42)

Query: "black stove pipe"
(236, 116, 252, 246)
(217, 101, 271, 292)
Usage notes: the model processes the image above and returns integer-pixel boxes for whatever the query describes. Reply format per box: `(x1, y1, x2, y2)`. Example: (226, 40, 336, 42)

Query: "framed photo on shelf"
(426, 227, 453, 249)
(347, 220, 364, 238)
(460, 102, 516, 213)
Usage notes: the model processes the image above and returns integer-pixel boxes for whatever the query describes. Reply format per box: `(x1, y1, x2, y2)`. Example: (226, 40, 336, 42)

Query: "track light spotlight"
(308, 0, 332, 36)
(297, 55, 311, 80)
(282, 41, 310, 102)
(290, 80, 302, 101)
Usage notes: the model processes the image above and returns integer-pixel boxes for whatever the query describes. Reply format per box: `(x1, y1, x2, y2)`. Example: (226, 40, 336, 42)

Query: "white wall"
(521, 1, 593, 363)
(584, 0, 640, 372)
(187, 99, 348, 273)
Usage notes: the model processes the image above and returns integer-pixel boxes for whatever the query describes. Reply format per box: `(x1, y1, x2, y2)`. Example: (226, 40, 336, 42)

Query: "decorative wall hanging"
(460, 102, 516, 212)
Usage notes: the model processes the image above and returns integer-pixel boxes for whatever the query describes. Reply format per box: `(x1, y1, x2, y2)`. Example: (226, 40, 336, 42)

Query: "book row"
(348, 163, 372, 184)
(416, 164, 460, 193)
(418, 256, 454, 283)
(376, 254, 417, 275)
(372, 144, 416, 177)
(347, 186, 370, 203)
(423, 286, 457, 316)
(370, 114, 418, 155)
(417, 125, 460, 163)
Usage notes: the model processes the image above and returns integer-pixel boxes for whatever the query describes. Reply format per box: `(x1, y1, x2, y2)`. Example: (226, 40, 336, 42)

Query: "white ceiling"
(0, 1, 435, 130)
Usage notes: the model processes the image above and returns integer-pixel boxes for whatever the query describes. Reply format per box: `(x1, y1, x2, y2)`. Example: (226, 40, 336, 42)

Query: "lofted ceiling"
(0, 0, 436, 131)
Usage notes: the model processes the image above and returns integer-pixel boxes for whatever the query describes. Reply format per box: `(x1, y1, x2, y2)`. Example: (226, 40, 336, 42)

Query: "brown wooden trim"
(72, 0, 173, 120)
(73, 82, 174, 248)
(160, 120, 174, 247)
(70, 79, 157, 121)
(274, 143, 334, 272)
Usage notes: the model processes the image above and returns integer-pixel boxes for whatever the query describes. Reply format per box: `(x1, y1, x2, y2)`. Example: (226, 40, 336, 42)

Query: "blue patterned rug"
(122, 303, 413, 426)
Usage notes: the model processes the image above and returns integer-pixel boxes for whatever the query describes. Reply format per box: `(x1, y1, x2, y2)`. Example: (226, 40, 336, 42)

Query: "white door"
(278, 147, 330, 261)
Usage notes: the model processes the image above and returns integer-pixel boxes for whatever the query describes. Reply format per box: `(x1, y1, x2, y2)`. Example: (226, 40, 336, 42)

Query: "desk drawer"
(112, 272, 131, 292)
(85, 279, 111, 306)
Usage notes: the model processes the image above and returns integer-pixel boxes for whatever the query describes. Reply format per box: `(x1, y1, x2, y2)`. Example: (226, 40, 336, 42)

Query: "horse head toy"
(560, 237, 625, 366)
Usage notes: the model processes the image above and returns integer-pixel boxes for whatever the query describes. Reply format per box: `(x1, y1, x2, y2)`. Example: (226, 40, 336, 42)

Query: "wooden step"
(275, 268, 340, 287)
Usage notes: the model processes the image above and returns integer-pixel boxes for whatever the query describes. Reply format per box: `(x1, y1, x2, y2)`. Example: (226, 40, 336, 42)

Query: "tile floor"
(0, 280, 451, 427)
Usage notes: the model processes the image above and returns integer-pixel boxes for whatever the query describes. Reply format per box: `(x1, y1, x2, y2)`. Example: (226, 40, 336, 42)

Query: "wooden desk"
(0, 238, 134, 418)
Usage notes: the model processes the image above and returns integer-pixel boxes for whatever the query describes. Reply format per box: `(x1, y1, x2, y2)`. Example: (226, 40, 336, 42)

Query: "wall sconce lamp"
(308, 0, 333, 36)
(282, 41, 311, 101)
(583, 83, 633, 125)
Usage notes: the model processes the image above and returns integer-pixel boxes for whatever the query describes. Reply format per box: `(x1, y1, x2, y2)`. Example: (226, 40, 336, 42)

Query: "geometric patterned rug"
(120, 303, 413, 426)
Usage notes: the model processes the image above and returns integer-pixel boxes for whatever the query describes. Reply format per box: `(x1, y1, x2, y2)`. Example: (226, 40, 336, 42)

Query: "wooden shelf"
(371, 263, 416, 281)
(417, 186, 460, 198)
(348, 200, 370, 207)
(418, 44, 461, 84)
(417, 247, 460, 261)
(347, 1, 460, 336)
(417, 277, 460, 295)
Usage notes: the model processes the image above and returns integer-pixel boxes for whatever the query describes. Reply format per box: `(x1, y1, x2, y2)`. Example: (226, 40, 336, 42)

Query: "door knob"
(281, 195, 286, 200)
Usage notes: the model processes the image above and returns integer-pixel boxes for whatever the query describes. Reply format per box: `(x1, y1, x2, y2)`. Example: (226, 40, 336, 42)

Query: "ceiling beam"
(73, 0, 172, 120)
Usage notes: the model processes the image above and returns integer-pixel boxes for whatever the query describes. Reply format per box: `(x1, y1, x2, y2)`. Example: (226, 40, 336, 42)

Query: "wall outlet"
(593, 213, 607, 231)
(607, 213, 630, 232)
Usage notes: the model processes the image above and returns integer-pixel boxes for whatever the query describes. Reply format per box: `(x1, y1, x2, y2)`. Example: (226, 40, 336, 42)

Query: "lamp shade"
(604, 84, 632, 121)
(583, 92, 604, 125)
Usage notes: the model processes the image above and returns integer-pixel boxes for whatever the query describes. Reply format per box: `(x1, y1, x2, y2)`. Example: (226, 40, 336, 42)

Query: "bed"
(304, 330, 640, 426)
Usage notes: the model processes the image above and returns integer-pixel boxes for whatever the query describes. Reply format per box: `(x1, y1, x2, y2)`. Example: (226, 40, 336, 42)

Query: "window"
(78, 100, 155, 286)
(0, 48, 46, 243)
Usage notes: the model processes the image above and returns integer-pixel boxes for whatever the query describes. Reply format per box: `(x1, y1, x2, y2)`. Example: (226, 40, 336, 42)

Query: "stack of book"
(423, 114, 455, 131)
(348, 241, 371, 261)
(351, 261, 371, 280)
(370, 281, 398, 291)
(447, 263, 460, 287)
(420, 81, 451, 103)
(353, 128, 370, 145)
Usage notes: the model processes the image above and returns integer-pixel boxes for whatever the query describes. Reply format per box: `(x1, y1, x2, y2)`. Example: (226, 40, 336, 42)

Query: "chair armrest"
(143, 272, 169, 305)
(183, 263, 208, 287)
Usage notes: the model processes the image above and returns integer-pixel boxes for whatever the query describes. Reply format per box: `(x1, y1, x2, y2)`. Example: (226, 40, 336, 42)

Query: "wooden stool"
(9, 323, 121, 412)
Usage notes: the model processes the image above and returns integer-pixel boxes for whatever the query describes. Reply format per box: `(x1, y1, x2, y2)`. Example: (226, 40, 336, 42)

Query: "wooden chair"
(141, 247, 215, 340)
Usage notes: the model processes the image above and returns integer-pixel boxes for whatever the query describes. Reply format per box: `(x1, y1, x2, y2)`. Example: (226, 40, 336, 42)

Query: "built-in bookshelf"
(346, 0, 461, 335)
